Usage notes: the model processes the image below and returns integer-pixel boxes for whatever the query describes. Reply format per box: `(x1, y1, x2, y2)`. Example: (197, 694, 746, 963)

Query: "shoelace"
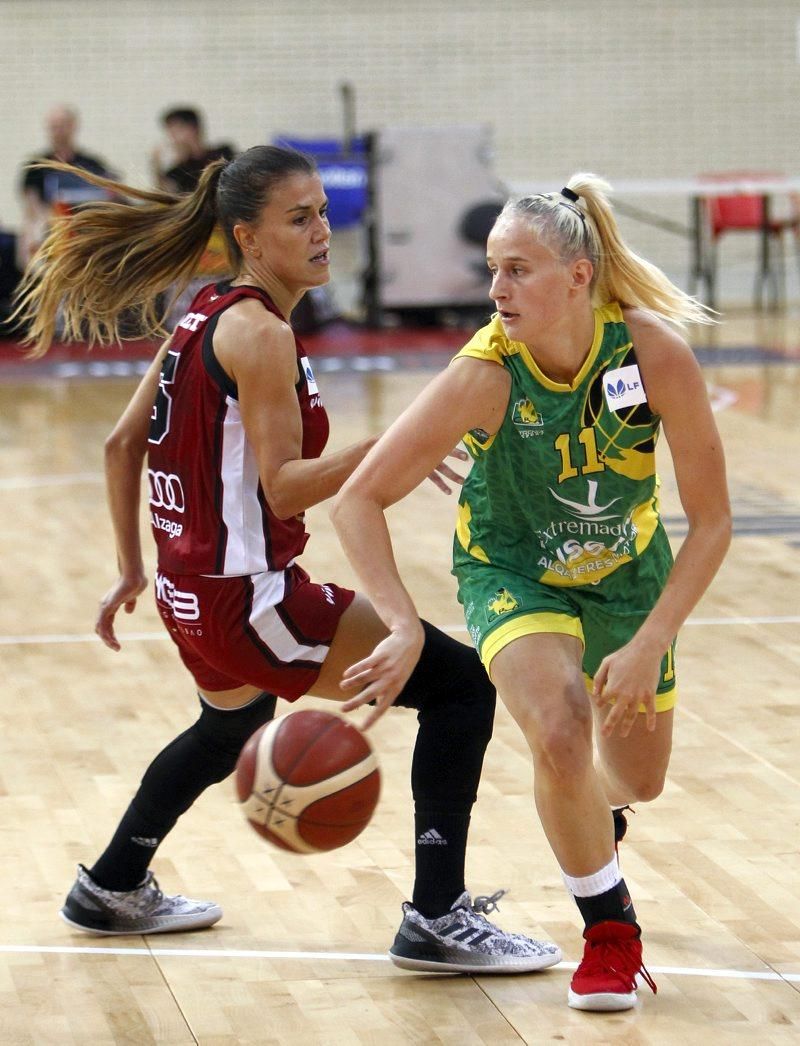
(613, 806, 635, 854)
(639, 962, 658, 994)
(471, 888, 507, 916)
(581, 938, 658, 995)
(137, 873, 166, 912)
(467, 889, 555, 955)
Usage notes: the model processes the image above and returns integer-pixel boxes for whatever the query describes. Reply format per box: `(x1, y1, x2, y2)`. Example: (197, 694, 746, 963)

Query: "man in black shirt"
(152, 107, 235, 193)
(18, 105, 114, 267)
(151, 108, 236, 328)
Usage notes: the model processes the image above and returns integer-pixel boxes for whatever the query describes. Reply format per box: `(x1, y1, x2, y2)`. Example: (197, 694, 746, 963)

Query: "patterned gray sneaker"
(60, 864, 223, 936)
(389, 889, 562, 973)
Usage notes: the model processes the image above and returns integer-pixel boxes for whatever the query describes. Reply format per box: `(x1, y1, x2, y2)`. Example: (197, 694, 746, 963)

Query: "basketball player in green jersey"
(330, 176, 731, 1012)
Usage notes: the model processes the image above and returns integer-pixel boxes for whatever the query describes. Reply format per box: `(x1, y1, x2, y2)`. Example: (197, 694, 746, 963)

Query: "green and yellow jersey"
(453, 302, 667, 588)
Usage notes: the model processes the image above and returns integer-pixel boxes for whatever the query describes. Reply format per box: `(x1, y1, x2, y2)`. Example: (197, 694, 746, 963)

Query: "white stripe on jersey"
(249, 572, 329, 665)
(220, 397, 269, 574)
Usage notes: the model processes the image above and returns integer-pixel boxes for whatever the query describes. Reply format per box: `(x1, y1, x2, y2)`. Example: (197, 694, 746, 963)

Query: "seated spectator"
(18, 105, 115, 268)
(152, 107, 235, 193)
(0, 225, 23, 335)
(152, 108, 236, 327)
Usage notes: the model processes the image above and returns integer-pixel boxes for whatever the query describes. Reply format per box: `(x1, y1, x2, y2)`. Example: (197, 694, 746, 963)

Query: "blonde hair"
(500, 172, 715, 327)
(13, 145, 318, 356)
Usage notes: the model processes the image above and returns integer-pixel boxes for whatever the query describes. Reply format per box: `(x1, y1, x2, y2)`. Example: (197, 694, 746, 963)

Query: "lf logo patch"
(300, 356, 319, 395)
(603, 364, 647, 410)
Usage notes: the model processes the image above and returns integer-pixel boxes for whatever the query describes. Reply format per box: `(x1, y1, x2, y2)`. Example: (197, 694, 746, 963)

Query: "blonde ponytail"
(501, 173, 715, 327)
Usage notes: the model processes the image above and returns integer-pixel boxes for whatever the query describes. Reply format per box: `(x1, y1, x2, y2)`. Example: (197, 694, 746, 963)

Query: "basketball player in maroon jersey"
(13, 146, 560, 972)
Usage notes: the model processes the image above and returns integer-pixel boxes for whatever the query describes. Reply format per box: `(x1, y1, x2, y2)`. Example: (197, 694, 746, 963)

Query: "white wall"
(2, 0, 799, 303)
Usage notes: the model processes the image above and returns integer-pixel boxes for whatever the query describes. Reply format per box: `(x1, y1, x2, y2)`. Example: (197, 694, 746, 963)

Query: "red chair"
(692, 172, 800, 309)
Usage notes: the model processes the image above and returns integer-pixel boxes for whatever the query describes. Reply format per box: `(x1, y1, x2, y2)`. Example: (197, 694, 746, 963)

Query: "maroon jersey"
(147, 281, 329, 575)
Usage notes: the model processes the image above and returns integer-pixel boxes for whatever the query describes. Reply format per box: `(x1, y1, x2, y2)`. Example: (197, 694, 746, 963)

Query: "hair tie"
(561, 187, 580, 202)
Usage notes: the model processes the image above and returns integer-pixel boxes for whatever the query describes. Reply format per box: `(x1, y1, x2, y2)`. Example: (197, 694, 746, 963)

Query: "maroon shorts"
(154, 563, 355, 700)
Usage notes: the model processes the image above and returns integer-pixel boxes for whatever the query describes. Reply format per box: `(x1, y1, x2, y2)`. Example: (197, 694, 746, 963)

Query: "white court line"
(0, 472, 104, 490)
(445, 616, 800, 631)
(0, 631, 168, 645)
(0, 945, 389, 961)
(682, 615, 800, 626)
(0, 944, 797, 984)
(1, 615, 799, 646)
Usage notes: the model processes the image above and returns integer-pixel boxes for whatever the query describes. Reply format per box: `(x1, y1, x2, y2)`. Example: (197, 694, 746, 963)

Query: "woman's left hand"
(427, 446, 469, 494)
(591, 640, 664, 737)
(95, 571, 149, 652)
(339, 624, 425, 729)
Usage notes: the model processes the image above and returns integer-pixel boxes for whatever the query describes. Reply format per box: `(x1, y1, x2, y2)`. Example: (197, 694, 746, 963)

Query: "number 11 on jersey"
(554, 428, 605, 483)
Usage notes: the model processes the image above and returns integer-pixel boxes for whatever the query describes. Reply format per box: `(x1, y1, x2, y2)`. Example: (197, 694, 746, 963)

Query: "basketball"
(235, 709, 381, 854)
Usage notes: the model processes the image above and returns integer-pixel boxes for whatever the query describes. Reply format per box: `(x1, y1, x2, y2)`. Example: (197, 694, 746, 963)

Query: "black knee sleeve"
(396, 620, 495, 731)
(193, 691, 279, 758)
(395, 621, 495, 811)
(131, 691, 277, 832)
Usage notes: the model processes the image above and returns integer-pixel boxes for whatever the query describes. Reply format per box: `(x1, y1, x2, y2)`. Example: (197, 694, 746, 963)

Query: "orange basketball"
(235, 709, 381, 853)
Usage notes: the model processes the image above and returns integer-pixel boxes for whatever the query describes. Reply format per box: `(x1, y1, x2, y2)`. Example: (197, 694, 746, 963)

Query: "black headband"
(559, 188, 586, 227)
(528, 189, 587, 229)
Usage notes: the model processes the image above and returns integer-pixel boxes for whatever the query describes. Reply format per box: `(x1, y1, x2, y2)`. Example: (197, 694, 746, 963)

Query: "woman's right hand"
(339, 624, 425, 729)
(427, 445, 469, 494)
(95, 572, 149, 651)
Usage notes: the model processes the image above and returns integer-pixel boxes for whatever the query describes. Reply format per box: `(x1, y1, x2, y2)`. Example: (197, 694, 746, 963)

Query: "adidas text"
(417, 828, 448, 846)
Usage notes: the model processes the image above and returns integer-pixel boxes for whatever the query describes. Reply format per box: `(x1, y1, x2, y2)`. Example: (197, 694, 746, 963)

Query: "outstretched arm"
(330, 356, 509, 725)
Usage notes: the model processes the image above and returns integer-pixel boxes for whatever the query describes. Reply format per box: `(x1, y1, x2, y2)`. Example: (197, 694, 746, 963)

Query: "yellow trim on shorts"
(582, 673, 677, 714)
(481, 612, 584, 677)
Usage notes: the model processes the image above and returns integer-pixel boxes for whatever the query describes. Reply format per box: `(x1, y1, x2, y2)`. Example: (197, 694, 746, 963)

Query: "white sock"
(562, 855, 621, 898)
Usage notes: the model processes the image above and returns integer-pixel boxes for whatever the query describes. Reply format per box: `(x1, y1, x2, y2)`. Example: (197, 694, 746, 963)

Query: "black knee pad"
(396, 621, 496, 739)
(194, 691, 278, 757)
(395, 622, 495, 811)
(129, 692, 278, 833)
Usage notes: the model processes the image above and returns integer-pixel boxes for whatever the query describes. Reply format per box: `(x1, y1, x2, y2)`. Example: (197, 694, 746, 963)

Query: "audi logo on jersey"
(148, 470, 186, 513)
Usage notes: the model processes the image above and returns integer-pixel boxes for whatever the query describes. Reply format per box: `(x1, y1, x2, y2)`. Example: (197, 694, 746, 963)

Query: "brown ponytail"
(13, 159, 226, 356)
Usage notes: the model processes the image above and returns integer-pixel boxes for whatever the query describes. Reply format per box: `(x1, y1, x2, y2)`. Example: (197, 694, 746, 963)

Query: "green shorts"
(454, 532, 677, 712)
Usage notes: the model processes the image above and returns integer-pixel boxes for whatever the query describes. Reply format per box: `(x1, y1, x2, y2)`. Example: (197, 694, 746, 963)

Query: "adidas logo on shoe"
(417, 828, 448, 846)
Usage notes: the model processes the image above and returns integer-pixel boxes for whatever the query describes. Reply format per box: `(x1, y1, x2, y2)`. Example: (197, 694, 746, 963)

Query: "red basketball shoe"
(568, 920, 657, 1011)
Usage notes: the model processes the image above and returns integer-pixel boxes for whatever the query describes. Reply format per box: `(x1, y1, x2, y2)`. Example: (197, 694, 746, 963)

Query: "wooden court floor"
(0, 310, 798, 1044)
